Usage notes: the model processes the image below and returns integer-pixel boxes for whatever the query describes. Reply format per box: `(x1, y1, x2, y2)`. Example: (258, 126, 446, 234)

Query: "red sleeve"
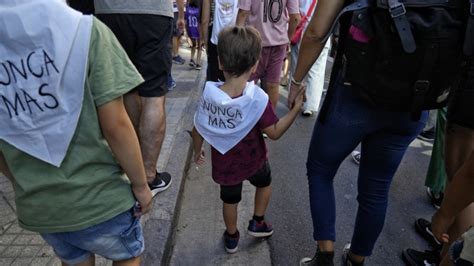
(258, 100, 279, 129)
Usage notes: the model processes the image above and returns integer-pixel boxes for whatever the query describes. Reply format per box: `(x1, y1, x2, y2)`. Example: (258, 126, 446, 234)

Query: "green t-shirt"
(0, 18, 144, 233)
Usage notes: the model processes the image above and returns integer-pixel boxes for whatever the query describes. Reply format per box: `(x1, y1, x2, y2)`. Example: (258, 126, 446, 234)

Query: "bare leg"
(113, 256, 140, 266)
(140, 96, 167, 183)
(254, 186, 271, 217)
(264, 82, 280, 110)
(190, 40, 196, 62)
(317, 240, 335, 252)
(223, 203, 238, 234)
(197, 40, 202, 65)
(442, 123, 474, 257)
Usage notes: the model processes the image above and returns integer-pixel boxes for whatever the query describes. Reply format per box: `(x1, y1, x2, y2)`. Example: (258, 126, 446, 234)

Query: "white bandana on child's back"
(194, 81, 269, 155)
(0, 0, 92, 167)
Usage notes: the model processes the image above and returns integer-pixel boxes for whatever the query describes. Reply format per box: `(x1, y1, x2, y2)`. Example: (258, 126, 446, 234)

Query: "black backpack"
(321, 0, 473, 119)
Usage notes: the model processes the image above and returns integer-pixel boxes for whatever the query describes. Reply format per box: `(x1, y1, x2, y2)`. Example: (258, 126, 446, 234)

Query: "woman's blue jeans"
(307, 80, 427, 256)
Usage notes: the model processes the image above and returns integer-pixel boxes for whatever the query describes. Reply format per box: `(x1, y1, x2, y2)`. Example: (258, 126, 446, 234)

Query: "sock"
(253, 215, 264, 223)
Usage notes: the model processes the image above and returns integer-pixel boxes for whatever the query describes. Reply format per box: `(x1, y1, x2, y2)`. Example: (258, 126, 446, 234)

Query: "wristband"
(291, 77, 303, 86)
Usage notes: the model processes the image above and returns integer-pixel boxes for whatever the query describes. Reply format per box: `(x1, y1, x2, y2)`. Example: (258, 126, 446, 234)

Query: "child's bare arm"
(191, 127, 206, 165)
(97, 96, 152, 215)
(263, 88, 305, 140)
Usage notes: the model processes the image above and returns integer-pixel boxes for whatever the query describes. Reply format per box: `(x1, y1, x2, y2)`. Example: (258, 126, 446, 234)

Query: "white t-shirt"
(210, 0, 239, 45)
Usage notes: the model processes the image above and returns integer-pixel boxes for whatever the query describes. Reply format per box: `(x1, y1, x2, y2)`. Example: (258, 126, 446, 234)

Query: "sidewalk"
(0, 45, 205, 265)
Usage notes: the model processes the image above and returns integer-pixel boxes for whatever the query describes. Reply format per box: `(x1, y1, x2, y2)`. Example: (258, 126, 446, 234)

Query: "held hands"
(132, 184, 153, 217)
(194, 148, 206, 166)
(288, 81, 306, 110)
(431, 209, 454, 244)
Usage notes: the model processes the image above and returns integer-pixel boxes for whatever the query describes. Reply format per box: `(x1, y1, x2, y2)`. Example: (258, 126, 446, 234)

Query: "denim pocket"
(120, 215, 144, 257)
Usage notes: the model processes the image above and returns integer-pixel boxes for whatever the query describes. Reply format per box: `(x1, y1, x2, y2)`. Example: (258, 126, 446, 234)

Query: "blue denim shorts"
(41, 209, 144, 265)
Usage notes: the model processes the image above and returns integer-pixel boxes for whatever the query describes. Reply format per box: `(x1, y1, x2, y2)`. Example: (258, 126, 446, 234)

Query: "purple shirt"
(185, 5, 200, 39)
(211, 100, 279, 185)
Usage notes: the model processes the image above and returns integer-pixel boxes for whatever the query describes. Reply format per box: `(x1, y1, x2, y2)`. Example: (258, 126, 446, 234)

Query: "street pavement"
(0, 45, 203, 266)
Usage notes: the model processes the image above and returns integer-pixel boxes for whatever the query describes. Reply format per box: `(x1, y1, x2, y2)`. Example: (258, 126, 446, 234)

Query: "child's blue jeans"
(306, 79, 427, 256)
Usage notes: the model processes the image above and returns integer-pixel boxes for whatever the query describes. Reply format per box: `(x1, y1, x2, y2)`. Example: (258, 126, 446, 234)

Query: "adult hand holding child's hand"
(132, 184, 153, 217)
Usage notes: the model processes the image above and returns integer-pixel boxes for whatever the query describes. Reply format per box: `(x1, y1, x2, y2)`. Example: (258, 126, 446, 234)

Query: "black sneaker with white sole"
(351, 151, 361, 165)
(149, 172, 172, 196)
(299, 248, 334, 266)
(414, 218, 443, 250)
(426, 187, 444, 210)
(342, 243, 364, 266)
(402, 249, 440, 266)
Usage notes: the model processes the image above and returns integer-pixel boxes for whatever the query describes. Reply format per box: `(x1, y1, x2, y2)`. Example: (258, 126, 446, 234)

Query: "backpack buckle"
(389, 3, 406, 18)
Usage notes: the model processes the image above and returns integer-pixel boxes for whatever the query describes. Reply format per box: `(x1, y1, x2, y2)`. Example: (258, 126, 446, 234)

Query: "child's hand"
(292, 87, 306, 111)
(194, 148, 206, 165)
(132, 184, 153, 217)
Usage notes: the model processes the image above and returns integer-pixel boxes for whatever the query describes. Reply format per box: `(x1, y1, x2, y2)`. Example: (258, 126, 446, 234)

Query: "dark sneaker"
(223, 230, 240, 254)
(148, 172, 172, 197)
(426, 187, 444, 209)
(167, 75, 177, 91)
(247, 219, 273, 237)
(402, 249, 440, 266)
(351, 151, 361, 165)
(172, 55, 185, 65)
(342, 243, 364, 266)
(300, 248, 334, 266)
(189, 59, 196, 67)
(414, 218, 443, 250)
(195, 64, 201, 70)
(417, 128, 435, 141)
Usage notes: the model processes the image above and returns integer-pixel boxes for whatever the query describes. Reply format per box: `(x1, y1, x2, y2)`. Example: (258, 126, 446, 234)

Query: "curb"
(141, 62, 207, 266)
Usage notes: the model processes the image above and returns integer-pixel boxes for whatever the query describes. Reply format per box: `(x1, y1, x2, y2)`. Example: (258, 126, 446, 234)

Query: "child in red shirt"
(192, 26, 304, 253)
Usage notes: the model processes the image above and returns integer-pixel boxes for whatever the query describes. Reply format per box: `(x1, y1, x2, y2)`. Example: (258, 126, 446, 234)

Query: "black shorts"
(206, 25, 225, 82)
(220, 161, 272, 204)
(448, 86, 474, 129)
(97, 14, 172, 97)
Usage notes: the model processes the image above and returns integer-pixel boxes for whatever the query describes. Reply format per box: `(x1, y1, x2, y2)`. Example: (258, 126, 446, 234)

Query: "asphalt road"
(265, 99, 437, 265)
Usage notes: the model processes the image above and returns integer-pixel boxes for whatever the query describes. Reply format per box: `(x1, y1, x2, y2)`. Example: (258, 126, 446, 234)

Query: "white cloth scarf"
(0, 0, 92, 167)
(194, 81, 269, 155)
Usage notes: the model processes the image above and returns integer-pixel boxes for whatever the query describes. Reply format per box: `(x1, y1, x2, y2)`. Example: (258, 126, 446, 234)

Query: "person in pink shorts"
(236, 0, 300, 109)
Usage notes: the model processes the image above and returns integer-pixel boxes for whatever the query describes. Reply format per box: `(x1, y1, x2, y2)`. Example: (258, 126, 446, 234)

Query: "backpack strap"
(386, 0, 416, 53)
(411, 44, 438, 120)
(322, 0, 370, 43)
(464, 0, 474, 56)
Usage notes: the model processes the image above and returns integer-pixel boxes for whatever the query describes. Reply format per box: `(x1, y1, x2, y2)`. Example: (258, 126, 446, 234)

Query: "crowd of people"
(0, 0, 473, 266)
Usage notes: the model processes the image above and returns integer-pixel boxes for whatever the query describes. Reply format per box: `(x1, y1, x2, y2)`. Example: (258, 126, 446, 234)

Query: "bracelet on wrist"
(291, 77, 303, 86)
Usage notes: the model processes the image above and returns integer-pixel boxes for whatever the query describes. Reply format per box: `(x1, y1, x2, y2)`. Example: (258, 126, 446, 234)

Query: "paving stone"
(0, 258, 14, 265)
(12, 235, 34, 245)
(0, 235, 16, 245)
(5, 224, 23, 234)
(29, 235, 45, 245)
(2, 246, 23, 257)
(30, 257, 50, 266)
(38, 246, 54, 257)
(11, 257, 33, 265)
(47, 257, 61, 266)
(19, 245, 41, 257)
